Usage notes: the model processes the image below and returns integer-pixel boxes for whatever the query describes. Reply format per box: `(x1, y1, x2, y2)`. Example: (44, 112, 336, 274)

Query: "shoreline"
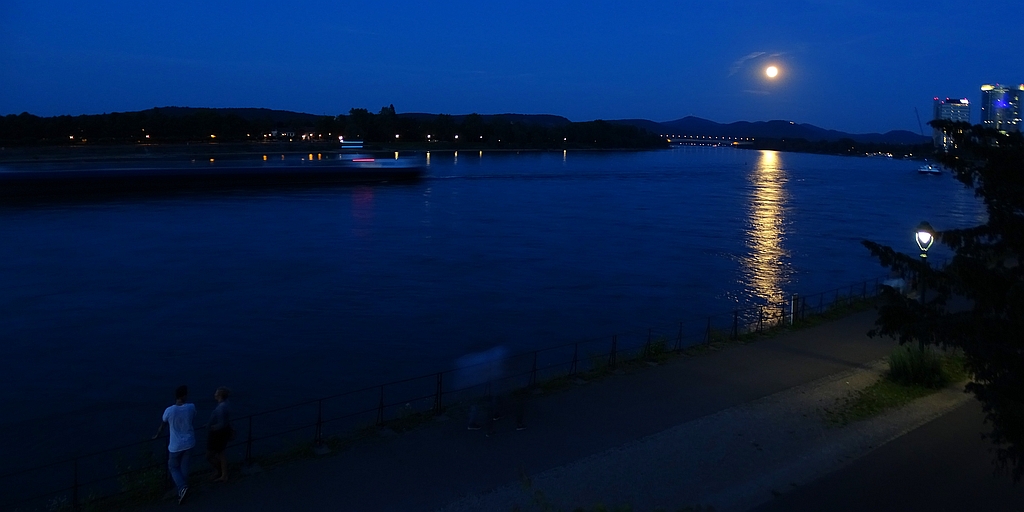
(0, 141, 929, 165)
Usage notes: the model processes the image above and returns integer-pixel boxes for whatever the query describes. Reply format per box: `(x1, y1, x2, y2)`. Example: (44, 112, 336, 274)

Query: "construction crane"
(914, 107, 925, 136)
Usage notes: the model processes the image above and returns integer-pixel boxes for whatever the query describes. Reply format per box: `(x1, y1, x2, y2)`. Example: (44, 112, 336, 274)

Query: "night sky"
(2, 1, 1020, 134)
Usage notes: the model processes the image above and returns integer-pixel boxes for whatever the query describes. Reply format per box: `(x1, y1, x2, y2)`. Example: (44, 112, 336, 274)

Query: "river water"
(0, 147, 983, 475)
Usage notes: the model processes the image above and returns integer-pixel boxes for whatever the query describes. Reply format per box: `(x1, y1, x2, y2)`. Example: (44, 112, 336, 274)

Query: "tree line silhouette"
(0, 106, 667, 149)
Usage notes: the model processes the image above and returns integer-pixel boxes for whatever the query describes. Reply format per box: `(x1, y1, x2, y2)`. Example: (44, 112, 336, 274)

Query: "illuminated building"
(932, 97, 970, 150)
(980, 84, 1023, 133)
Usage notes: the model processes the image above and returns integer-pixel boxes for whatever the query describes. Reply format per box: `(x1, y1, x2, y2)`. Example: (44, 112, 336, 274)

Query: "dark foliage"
(863, 120, 1024, 480)
(0, 107, 667, 149)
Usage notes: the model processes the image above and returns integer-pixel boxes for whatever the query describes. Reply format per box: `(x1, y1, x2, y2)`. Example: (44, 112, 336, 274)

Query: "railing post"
(675, 322, 683, 352)
(72, 457, 79, 512)
(376, 385, 385, 426)
(732, 310, 738, 340)
(758, 306, 763, 333)
(245, 416, 253, 464)
(433, 372, 444, 415)
(569, 343, 578, 375)
(162, 441, 170, 488)
(530, 351, 538, 386)
(609, 335, 617, 370)
(790, 294, 798, 326)
(314, 399, 323, 446)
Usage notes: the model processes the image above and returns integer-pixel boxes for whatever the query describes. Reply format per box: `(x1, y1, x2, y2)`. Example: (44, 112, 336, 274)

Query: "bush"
(887, 346, 949, 388)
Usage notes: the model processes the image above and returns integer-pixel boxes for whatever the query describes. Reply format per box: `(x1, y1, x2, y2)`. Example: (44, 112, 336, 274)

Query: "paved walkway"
(137, 311, 1020, 511)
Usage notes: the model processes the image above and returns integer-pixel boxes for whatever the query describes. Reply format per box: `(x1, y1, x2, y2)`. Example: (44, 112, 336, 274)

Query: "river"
(0, 147, 983, 477)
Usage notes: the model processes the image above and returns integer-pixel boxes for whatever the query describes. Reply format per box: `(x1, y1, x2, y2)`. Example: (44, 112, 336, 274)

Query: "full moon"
(766, 66, 779, 78)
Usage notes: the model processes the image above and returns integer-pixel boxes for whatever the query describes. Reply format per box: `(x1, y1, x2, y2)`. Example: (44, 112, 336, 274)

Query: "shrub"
(887, 346, 949, 388)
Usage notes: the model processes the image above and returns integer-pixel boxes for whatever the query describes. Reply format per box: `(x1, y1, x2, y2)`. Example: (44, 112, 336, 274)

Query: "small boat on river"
(918, 163, 942, 175)
(0, 154, 425, 200)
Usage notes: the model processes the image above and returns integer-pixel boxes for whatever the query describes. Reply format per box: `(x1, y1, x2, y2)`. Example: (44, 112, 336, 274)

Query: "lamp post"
(915, 221, 935, 302)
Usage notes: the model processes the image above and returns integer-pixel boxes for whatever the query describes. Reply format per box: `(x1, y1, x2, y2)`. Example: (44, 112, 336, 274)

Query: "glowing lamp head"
(915, 221, 935, 256)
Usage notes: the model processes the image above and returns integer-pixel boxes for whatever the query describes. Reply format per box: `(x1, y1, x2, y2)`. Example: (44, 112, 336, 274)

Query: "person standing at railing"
(456, 345, 507, 432)
(206, 386, 232, 483)
(153, 385, 196, 505)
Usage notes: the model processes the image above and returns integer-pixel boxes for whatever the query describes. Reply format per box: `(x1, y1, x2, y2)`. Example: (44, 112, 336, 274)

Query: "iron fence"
(0, 275, 890, 511)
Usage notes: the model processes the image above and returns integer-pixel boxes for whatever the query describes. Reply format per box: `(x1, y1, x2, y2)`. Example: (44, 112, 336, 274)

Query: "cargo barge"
(0, 155, 425, 199)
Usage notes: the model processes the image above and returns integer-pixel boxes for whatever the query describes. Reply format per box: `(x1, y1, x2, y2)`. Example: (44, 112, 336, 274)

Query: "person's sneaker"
(178, 486, 188, 505)
(467, 423, 481, 431)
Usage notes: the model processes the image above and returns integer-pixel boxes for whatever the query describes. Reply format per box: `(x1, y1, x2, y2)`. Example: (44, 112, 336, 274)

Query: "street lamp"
(915, 221, 935, 259)
(915, 221, 935, 302)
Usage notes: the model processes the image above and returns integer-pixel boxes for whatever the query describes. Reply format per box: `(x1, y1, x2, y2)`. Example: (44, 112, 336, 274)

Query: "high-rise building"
(932, 97, 970, 150)
(980, 84, 1023, 132)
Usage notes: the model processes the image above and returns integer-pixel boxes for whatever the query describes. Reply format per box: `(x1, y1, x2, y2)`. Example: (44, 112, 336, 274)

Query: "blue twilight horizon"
(1, 0, 1020, 135)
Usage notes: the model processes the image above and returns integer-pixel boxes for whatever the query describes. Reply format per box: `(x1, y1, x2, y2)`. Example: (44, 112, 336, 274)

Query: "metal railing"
(0, 275, 888, 511)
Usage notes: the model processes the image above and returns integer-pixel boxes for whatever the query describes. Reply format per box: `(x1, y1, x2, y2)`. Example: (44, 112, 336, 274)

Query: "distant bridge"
(664, 135, 755, 147)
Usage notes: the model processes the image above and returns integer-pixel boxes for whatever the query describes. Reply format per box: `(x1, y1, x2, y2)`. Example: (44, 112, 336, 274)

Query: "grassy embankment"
(824, 345, 968, 427)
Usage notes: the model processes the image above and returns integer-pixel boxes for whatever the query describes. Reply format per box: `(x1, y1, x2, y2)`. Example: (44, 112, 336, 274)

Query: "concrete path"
(136, 310, 1012, 511)
(750, 398, 1024, 512)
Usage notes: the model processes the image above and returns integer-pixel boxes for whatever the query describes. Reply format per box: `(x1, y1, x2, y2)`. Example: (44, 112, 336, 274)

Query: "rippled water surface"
(0, 147, 983, 468)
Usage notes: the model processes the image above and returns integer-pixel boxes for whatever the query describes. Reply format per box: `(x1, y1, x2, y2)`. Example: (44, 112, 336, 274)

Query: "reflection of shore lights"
(766, 66, 778, 78)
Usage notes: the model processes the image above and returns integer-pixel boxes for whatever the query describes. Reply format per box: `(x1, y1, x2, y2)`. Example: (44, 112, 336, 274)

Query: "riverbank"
(0, 141, 931, 164)
(125, 310, 1021, 512)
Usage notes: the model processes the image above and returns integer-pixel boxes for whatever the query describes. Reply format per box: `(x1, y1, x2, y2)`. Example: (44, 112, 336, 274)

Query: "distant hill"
(398, 112, 572, 128)
(609, 116, 929, 145)
(147, 108, 578, 130)
(146, 109, 925, 144)
(148, 107, 325, 125)
(2, 107, 930, 147)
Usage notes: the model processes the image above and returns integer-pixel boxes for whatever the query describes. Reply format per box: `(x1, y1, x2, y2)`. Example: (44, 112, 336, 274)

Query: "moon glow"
(766, 66, 779, 78)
